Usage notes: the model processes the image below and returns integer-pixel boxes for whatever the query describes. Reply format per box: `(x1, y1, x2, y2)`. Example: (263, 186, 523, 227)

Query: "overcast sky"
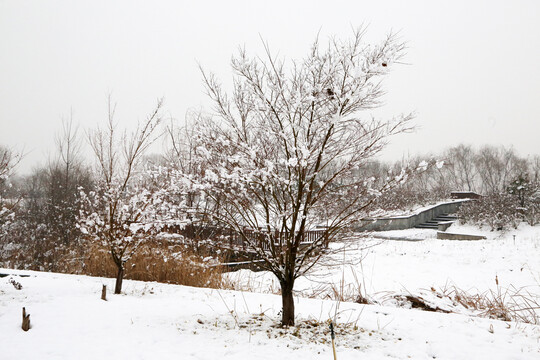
(1, 0, 539, 173)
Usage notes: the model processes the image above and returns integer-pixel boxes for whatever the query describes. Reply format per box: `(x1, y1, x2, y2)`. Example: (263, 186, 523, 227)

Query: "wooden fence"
(225, 228, 329, 252)
(173, 224, 329, 252)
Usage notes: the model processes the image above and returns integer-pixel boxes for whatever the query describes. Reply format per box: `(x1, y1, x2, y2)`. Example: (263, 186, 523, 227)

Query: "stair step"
(415, 224, 439, 229)
(415, 213, 458, 229)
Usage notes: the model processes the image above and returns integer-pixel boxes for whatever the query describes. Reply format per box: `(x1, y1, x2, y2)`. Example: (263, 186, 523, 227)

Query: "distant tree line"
(365, 144, 540, 229)
(2, 135, 540, 278)
(3, 132, 539, 271)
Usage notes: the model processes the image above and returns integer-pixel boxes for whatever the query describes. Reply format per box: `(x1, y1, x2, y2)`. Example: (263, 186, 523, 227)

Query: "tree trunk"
(281, 280, 295, 326)
(114, 265, 124, 294)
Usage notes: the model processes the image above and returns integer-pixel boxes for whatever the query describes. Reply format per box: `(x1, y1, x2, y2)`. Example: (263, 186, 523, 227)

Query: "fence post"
(22, 307, 30, 331)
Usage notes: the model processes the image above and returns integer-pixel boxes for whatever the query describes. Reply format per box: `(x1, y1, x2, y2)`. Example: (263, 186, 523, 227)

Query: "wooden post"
(101, 284, 107, 301)
(329, 321, 337, 360)
(22, 307, 30, 331)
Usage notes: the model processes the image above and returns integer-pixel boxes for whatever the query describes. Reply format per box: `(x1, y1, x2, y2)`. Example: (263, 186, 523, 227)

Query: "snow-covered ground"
(1, 269, 539, 359)
(1, 224, 539, 359)
(229, 223, 540, 299)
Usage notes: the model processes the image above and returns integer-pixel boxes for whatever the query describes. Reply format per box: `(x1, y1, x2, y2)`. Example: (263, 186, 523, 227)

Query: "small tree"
(79, 98, 164, 294)
(194, 29, 412, 325)
(507, 173, 533, 208)
(507, 172, 540, 226)
(0, 146, 21, 241)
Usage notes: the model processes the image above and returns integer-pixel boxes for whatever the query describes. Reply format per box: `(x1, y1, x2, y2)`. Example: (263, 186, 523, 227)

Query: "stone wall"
(436, 232, 486, 240)
(356, 200, 469, 232)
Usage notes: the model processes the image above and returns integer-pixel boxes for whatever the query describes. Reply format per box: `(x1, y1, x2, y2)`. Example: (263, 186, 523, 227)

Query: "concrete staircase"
(415, 213, 457, 229)
(357, 199, 469, 232)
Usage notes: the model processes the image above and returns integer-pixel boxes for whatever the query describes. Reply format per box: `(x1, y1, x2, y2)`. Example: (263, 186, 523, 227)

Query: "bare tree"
(79, 97, 164, 294)
(193, 29, 413, 325)
(530, 155, 540, 184)
(444, 144, 478, 192)
(166, 113, 209, 212)
(47, 116, 92, 247)
(0, 147, 19, 180)
(0, 119, 95, 271)
(475, 145, 527, 195)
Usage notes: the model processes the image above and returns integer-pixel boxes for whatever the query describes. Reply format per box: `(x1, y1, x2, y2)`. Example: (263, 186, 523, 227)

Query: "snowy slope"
(1, 269, 539, 359)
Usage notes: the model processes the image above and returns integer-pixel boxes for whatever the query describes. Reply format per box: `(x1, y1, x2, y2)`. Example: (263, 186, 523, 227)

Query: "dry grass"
(226, 266, 539, 325)
(73, 240, 227, 289)
(441, 284, 540, 325)
(1, 237, 228, 289)
(293, 265, 373, 305)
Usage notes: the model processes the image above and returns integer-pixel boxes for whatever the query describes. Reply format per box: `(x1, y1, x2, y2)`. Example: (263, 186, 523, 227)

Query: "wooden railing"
(226, 228, 329, 251)
(166, 224, 330, 252)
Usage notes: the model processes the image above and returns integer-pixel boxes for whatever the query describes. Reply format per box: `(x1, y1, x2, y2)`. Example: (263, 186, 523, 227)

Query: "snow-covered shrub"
(523, 193, 540, 226)
(506, 173, 540, 226)
(458, 193, 520, 231)
(0, 161, 92, 271)
(458, 171, 540, 230)
(0, 146, 21, 264)
(371, 181, 447, 215)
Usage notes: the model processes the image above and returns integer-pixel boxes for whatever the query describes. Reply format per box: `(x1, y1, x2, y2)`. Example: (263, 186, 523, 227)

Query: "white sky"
(1, 0, 539, 173)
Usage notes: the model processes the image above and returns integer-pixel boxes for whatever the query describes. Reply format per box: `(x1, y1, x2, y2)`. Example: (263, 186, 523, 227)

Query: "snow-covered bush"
(524, 192, 540, 226)
(0, 146, 20, 261)
(368, 158, 448, 215)
(459, 171, 540, 230)
(0, 150, 15, 228)
(458, 193, 520, 231)
(506, 173, 540, 226)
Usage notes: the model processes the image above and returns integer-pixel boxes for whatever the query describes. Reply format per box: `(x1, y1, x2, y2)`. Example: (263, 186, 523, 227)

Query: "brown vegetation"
(74, 240, 226, 289)
(1, 237, 227, 290)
